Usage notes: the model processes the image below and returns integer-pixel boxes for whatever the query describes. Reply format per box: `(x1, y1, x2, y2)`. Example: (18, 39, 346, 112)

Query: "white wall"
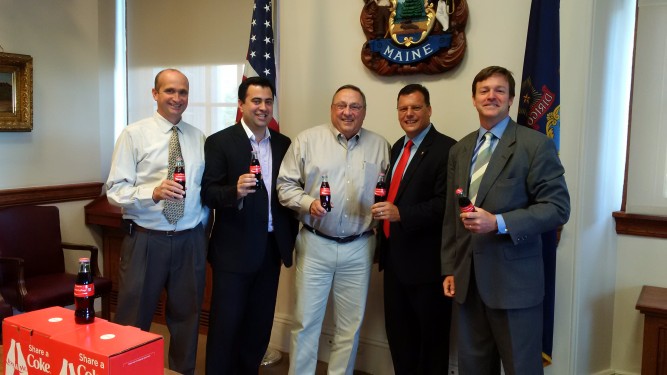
(278, 2, 529, 143)
(612, 236, 667, 374)
(0, 0, 115, 254)
(0, 0, 113, 188)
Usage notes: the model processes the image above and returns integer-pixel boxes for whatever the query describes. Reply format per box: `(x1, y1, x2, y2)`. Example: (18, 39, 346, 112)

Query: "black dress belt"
(302, 224, 372, 244)
(126, 220, 194, 237)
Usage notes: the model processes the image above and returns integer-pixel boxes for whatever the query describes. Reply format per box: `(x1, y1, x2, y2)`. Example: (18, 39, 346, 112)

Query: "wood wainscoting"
(0, 182, 103, 208)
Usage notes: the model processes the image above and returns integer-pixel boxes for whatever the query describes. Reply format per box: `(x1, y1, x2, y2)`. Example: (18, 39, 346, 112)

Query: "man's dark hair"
(238, 76, 275, 101)
(472, 66, 516, 98)
(397, 84, 430, 106)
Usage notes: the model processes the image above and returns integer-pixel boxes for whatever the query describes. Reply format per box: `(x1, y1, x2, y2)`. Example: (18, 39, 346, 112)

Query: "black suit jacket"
(201, 123, 298, 273)
(378, 125, 456, 284)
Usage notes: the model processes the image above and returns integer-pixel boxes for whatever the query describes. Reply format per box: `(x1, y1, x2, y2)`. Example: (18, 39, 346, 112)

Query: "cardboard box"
(3, 307, 163, 375)
(3, 307, 78, 374)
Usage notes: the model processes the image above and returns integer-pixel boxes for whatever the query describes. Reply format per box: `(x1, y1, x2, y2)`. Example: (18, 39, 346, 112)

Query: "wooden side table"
(636, 285, 667, 375)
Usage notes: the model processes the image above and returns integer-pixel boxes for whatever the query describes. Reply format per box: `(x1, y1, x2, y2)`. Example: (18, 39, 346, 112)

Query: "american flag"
(237, 0, 280, 132)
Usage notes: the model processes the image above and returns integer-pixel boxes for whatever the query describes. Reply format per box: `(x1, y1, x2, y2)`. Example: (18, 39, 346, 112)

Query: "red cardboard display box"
(3, 306, 163, 374)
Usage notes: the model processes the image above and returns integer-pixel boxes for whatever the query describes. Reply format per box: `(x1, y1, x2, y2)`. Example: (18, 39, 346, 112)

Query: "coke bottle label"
(455, 188, 476, 213)
(375, 188, 386, 197)
(460, 204, 475, 213)
(320, 187, 331, 196)
(174, 172, 185, 183)
(250, 165, 261, 174)
(74, 284, 95, 297)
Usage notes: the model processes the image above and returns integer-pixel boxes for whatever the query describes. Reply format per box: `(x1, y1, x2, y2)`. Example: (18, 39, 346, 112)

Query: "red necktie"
(383, 140, 413, 238)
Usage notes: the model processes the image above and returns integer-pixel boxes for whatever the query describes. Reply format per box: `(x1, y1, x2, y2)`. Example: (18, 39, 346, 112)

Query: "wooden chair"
(0, 205, 112, 319)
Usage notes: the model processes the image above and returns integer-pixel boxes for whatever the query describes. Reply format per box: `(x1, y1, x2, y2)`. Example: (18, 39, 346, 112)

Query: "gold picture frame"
(0, 52, 33, 132)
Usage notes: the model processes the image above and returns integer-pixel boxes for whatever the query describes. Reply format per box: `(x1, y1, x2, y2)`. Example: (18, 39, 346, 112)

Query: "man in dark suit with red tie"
(201, 76, 298, 374)
(372, 84, 456, 375)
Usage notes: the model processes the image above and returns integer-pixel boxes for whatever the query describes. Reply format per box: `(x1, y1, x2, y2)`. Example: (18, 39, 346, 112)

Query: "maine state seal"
(360, 0, 468, 76)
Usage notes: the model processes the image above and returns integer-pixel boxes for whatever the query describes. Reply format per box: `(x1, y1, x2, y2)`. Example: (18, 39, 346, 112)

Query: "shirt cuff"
(496, 214, 509, 234)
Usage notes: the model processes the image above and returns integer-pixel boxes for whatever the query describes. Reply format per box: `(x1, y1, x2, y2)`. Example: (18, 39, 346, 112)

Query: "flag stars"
(245, 0, 277, 102)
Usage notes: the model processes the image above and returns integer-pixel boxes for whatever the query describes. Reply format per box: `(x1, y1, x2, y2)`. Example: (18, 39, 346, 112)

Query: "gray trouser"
(115, 224, 207, 375)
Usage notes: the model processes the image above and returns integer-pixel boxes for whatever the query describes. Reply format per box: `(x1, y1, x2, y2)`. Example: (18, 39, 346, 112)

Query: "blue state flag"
(516, 0, 560, 366)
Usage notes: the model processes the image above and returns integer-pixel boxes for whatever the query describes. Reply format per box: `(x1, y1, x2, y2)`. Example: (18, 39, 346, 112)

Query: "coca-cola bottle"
(374, 172, 387, 203)
(74, 257, 95, 324)
(174, 157, 186, 198)
(320, 175, 331, 212)
(456, 188, 475, 213)
(249, 150, 262, 191)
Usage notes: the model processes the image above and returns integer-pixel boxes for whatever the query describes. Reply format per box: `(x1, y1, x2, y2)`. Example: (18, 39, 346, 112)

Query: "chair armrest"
(61, 242, 102, 278)
(0, 256, 28, 311)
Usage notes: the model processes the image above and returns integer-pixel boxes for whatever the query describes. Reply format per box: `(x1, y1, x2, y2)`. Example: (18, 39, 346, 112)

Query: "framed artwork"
(0, 52, 33, 131)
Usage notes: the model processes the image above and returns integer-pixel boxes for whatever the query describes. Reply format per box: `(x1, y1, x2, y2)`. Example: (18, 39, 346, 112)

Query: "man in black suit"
(441, 66, 570, 374)
(201, 76, 298, 374)
(372, 84, 456, 375)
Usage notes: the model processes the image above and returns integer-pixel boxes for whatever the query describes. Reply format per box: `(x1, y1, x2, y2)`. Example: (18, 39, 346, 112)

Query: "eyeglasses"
(397, 106, 425, 114)
(333, 102, 365, 112)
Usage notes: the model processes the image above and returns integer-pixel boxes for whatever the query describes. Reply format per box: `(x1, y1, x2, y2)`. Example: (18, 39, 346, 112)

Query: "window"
(127, 65, 243, 137)
(118, 0, 251, 139)
(613, 0, 667, 237)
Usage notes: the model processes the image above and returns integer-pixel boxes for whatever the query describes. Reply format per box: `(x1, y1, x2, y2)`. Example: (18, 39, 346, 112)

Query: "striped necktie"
(469, 132, 494, 205)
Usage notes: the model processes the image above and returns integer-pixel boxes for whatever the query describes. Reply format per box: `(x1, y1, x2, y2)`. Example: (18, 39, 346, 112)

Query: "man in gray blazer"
(441, 66, 570, 374)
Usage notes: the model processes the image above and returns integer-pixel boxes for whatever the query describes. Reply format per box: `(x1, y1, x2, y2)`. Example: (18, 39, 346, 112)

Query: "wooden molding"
(0, 182, 103, 208)
(613, 211, 667, 239)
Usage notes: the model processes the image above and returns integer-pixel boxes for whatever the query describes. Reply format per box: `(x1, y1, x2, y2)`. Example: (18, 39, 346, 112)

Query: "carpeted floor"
(150, 321, 369, 374)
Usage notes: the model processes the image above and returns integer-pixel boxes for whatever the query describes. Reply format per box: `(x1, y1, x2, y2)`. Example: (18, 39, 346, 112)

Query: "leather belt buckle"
(128, 221, 193, 236)
(303, 224, 371, 243)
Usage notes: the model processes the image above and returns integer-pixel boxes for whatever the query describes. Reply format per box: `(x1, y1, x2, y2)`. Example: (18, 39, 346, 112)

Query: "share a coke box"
(3, 307, 76, 374)
(3, 306, 163, 375)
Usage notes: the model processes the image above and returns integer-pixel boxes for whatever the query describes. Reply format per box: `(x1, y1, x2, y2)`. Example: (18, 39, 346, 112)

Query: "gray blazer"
(441, 120, 570, 309)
